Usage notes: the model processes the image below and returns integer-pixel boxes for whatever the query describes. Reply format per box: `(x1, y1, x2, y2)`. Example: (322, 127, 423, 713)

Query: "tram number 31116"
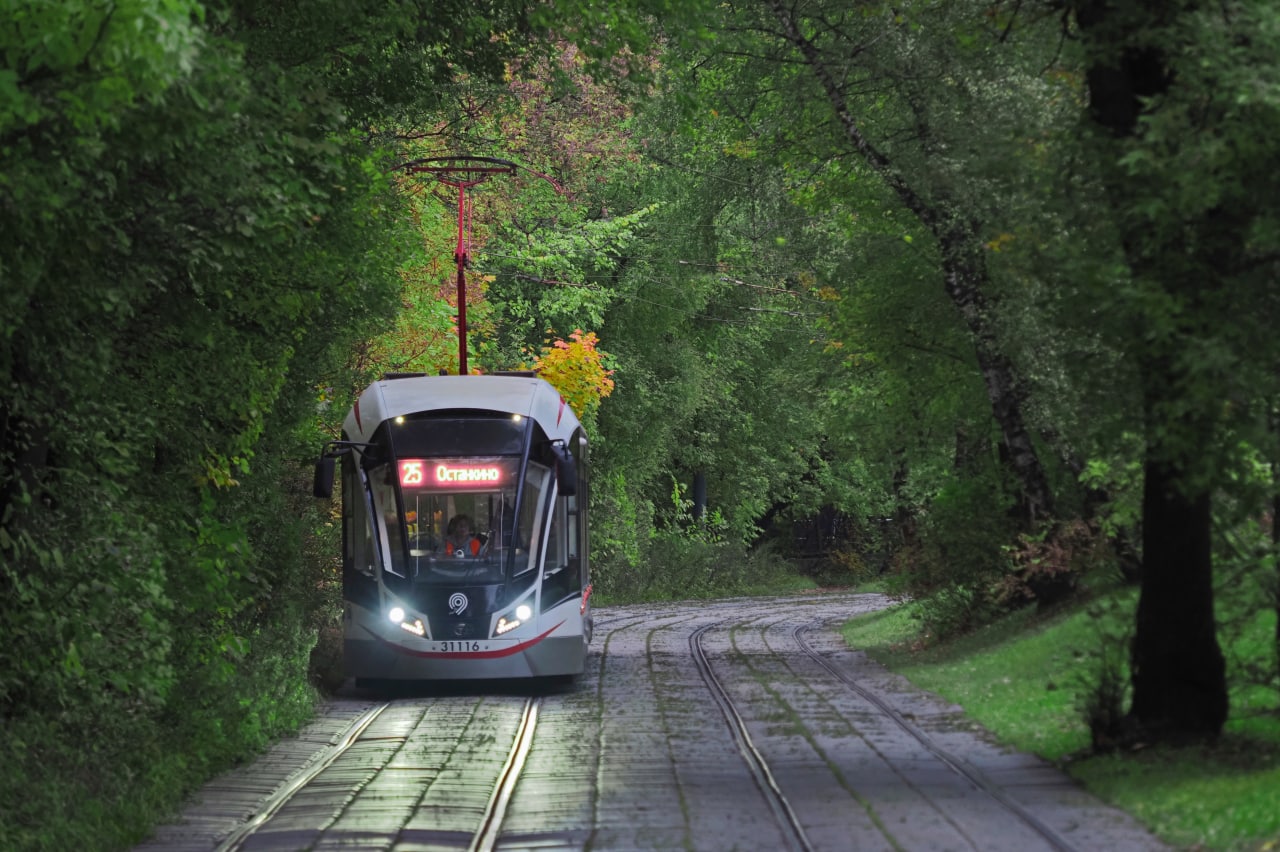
(436, 641, 482, 653)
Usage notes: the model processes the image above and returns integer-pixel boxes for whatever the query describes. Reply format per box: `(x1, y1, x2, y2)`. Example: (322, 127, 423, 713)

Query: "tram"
(313, 372, 592, 682)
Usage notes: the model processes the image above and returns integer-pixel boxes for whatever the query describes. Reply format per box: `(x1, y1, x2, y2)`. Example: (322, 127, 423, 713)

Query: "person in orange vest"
(444, 514, 483, 557)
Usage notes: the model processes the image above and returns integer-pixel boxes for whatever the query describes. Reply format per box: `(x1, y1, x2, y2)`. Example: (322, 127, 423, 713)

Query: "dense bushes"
(0, 5, 431, 849)
(883, 464, 1115, 642)
(591, 474, 806, 602)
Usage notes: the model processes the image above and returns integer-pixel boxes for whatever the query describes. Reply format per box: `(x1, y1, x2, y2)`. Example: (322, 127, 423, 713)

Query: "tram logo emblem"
(448, 592, 469, 616)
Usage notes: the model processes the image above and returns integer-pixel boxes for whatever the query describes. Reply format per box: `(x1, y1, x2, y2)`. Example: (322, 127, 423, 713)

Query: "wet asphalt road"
(135, 592, 1168, 851)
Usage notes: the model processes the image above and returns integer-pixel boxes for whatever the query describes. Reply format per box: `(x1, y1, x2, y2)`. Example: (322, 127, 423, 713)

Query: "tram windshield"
(368, 456, 550, 585)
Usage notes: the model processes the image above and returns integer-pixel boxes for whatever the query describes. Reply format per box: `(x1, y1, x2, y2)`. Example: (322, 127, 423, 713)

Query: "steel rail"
(215, 702, 390, 852)
(690, 622, 816, 852)
(468, 697, 541, 852)
(581, 609, 700, 852)
(792, 623, 1080, 852)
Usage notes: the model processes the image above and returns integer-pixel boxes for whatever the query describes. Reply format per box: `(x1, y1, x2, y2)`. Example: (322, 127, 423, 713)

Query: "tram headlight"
(386, 605, 425, 636)
(494, 599, 535, 636)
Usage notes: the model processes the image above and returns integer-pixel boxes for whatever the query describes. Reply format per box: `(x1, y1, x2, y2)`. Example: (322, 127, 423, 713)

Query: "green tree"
(0, 1, 594, 846)
(749, 0, 1059, 523)
(1064, 0, 1280, 740)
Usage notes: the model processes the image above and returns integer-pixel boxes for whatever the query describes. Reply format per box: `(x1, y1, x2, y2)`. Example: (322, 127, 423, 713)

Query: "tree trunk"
(940, 231, 1054, 521)
(1068, 0, 1230, 742)
(692, 470, 707, 521)
(1129, 456, 1226, 737)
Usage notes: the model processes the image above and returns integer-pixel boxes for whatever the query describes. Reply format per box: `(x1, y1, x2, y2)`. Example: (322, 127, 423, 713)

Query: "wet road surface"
(135, 592, 1167, 851)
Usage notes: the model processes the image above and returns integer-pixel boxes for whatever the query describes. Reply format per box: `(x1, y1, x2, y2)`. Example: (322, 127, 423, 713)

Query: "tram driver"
(443, 514, 484, 558)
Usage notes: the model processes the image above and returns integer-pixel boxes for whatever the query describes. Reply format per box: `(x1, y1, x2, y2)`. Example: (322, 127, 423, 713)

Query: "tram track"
(585, 609, 705, 851)
(468, 697, 539, 852)
(790, 620, 1080, 852)
(139, 594, 1167, 852)
(689, 620, 816, 852)
(692, 602, 1085, 852)
(210, 695, 545, 852)
(214, 702, 392, 852)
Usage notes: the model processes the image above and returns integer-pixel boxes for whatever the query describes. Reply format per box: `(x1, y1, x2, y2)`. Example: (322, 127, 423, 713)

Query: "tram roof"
(347, 374, 581, 441)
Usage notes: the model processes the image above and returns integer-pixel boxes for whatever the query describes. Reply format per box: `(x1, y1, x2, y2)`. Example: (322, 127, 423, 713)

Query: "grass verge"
(841, 591, 1280, 851)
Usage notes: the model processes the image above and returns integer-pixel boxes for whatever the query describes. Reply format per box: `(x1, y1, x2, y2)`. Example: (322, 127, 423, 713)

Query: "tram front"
(317, 376, 590, 683)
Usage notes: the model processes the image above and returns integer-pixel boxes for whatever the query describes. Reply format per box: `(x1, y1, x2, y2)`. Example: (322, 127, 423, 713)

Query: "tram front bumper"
(344, 633, 586, 680)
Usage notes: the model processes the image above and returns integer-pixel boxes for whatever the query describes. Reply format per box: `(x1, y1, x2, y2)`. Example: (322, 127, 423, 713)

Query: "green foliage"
(907, 583, 999, 645)
(487, 204, 659, 341)
(589, 470, 651, 590)
(1061, 0, 1280, 484)
(593, 476, 808, 603)
(1078, 454, 1144, 539)
(0, 0, 565, 847)
(894, 467, 1019, 637)
(1213, 516, 1280, 705)
(0, 0, 203, 141)
(1073, 598, 1136, 752)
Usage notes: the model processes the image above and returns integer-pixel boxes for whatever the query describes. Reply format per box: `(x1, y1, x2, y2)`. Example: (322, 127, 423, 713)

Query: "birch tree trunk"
(765, 0, 1055, 523)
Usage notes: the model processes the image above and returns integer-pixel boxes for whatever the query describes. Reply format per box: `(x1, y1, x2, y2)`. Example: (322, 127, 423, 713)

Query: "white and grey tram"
(314, 373, 592, 682)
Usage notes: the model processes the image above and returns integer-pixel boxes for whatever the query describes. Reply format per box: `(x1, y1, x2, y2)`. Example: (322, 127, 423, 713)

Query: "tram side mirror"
(313, 455, 336, 499)
(552, 442, 577, 497)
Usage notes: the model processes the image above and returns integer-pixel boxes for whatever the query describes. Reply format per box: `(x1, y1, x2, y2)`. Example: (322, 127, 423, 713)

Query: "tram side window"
(515, 464, 548, 576)
(369, 465, 407, 577)
(565, 493, 578, 566)
(566, 490, 582, 585)
(343, 455, 375, 578)
(545, 498, 563, 572)
(542, 491, 582, 607)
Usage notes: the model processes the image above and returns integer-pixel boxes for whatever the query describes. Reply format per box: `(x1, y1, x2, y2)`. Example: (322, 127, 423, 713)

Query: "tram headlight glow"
(387, 605, 425, 636)
(494, 600, 535, 636)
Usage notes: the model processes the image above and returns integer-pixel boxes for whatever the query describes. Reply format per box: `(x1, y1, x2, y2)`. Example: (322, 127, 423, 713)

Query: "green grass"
(841, 591, 1280, 851)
